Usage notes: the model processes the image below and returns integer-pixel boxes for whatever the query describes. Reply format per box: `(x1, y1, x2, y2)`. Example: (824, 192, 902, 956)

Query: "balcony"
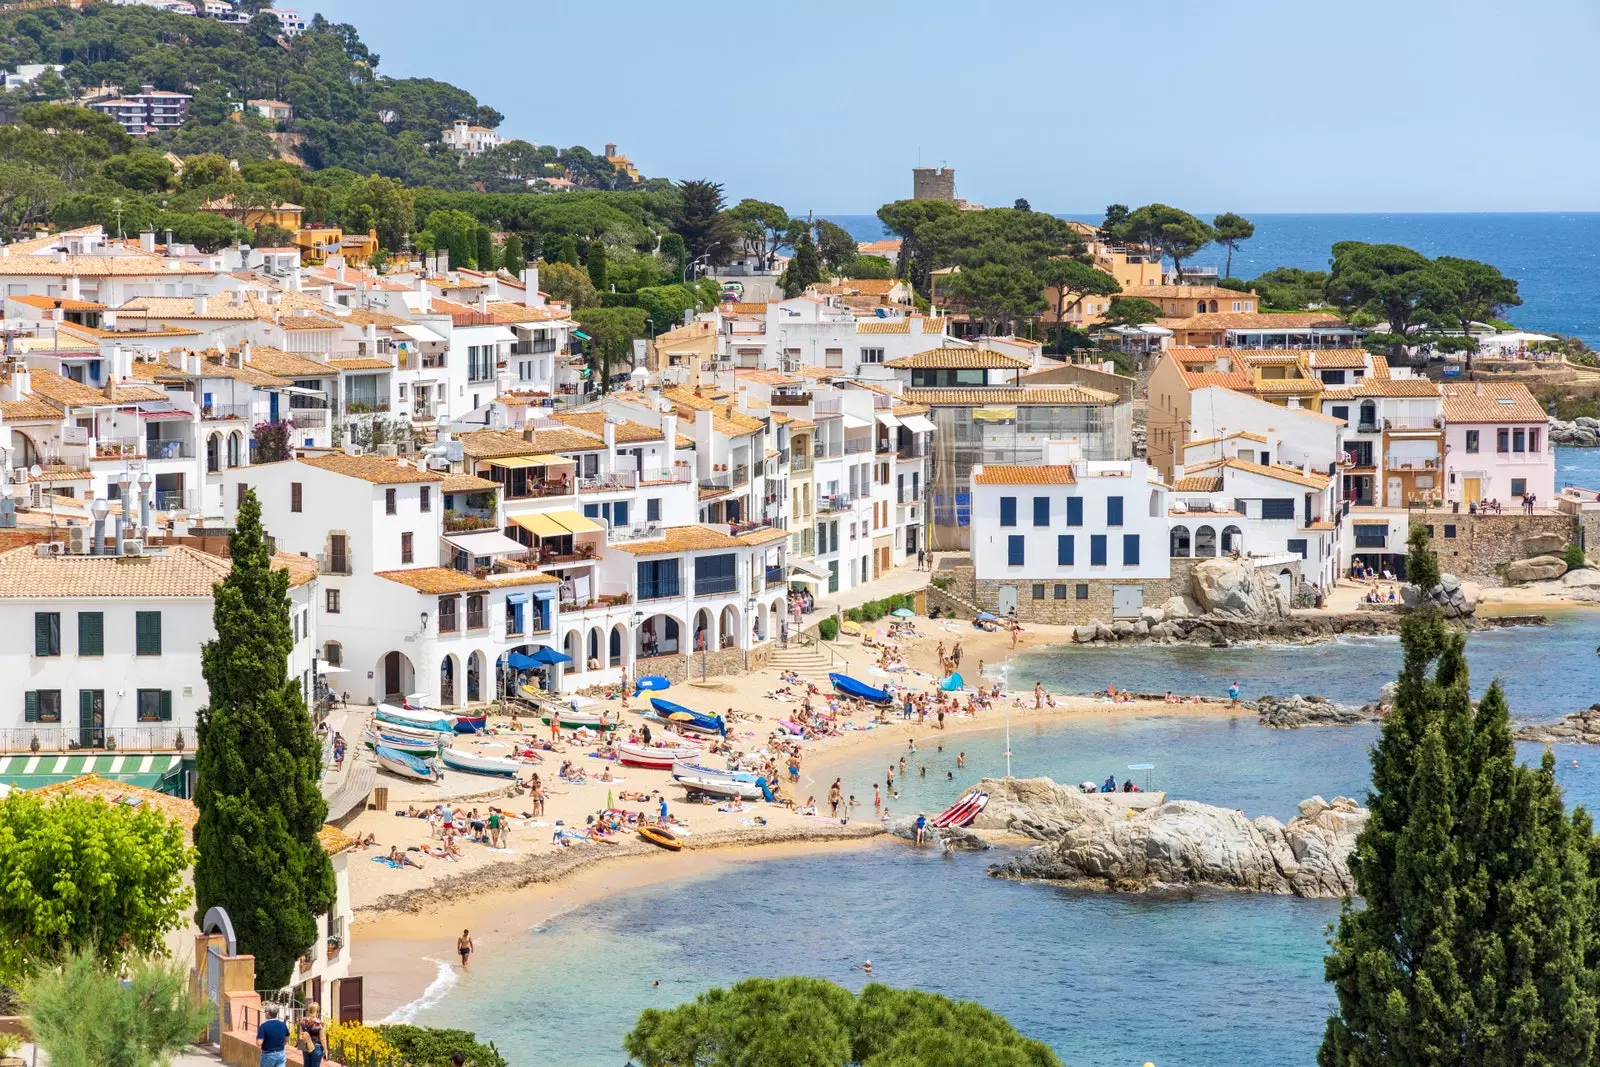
(732, 464, 750, 485)
(1384, 455, 1440, 471)
(287, 408, 328, 428)
(638, 579, 681, 601)
(94, 438, 144, 460)
(319, 552, 352, 576)
(143, 439, 194, 460)
(0, 725, 187, 754)
(1383, 416, 1443, 431)
(439, 612, 459, 634)
(580, 472, 639, 493)
(512, 338, 559, 355)
(609, 523, 664, 544)
(753, 459, 766, 479)
(155, 489, 201, 512)
(344, 400, 391, 415)
(819, 493, 855, 513)
(694, 576, 739, 597)
(875, 437, 894, 454)
(200, 404, 253, 422)
(765, 566, 786, 588)
(843, 438, 870, 455)
(466, 607, 487, 631)
(898, 439, 927, 459)
(444, 512, 497, 533)
(729, 518, 776, 537)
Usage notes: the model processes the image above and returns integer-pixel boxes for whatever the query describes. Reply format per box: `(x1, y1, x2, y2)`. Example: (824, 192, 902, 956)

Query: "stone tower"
(912, 166, 957, 202)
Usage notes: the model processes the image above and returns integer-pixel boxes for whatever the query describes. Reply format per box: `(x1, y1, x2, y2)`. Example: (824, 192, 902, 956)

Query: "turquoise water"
(406, 582, 1600, 1065)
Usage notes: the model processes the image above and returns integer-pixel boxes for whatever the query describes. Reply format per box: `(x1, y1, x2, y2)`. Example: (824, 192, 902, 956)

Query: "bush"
(817, 617, 838, 641)
(930, 576, 951, 591)
(1566, 543, 1589, 570)
(373, 1024, 508, 1067)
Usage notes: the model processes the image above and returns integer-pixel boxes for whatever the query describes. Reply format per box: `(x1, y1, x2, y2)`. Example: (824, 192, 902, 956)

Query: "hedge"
(842, 593, 916, 624)
(817, 617, 839, 641)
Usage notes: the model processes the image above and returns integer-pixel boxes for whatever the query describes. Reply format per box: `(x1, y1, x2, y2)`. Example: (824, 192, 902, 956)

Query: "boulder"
(1504, 555, 1569, 583)
(1111, 620, 1136, 638)
(1133, 620, 1150, 636)
(1405, 571, 1477, 617)
(1190, 558, 1286, 620)
(1095, 622, 1115, 641)
(1518, 704, 1600, 744)
(1521, 533, 1568, 557)
(1257, 694, 1379, 729)
(1139, 605, 1166, 626)
(1073, 625, 1098, 644)
(1563, 568, 1600, 588)
(1161, 595, 1198, 620)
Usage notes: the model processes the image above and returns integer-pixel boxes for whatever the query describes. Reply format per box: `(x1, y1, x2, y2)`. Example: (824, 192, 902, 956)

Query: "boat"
(439, 748, 523, 778)
(538, 708, 620, 731)
(828, 672, 893, 706)
(673, 774, 772, 801)
(374, 744, 440, 782)
(638, 825, 683, 851)
(375, 704, 456, 733)
(634, 674, 671, 696)
(647, 698, 726, 736)
(616, 741, 701, 769)
(672, 760, 760, 785)
(362, 729, 442, 757)
(932, 790, 989, 829)
(451, 714, 488, 734)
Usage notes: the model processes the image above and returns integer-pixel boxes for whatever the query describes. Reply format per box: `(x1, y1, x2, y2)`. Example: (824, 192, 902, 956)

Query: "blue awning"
(532, 587, 556, 601)
(506, 651, 541, 669)
(505, 592, 531, 605)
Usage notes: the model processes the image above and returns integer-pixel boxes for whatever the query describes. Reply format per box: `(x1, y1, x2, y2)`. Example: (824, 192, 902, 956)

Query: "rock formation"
(1504, 555, 1569, 583)
(1516, 704, 1600, 744)
(980, 778, 1367, 899)
(1400, 572, 1480, 617)
(1256, 694, 1381, 729)
(1189, 558, 1287, 620)
(1549, 417, 1600, 446)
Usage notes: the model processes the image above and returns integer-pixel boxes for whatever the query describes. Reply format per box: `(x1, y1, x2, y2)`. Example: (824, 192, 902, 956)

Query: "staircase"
(766, 644, 841, 681)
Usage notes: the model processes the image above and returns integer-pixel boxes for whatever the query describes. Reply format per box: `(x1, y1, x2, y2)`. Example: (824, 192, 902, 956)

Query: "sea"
(827, 211, 1600, 344)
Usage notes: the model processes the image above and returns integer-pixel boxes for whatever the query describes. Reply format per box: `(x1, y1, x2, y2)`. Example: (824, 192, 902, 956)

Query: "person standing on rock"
(1229, 680, 1241, 705)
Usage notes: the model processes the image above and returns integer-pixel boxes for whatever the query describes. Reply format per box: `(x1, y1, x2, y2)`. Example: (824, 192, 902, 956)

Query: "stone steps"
(766, 646, 837, 679)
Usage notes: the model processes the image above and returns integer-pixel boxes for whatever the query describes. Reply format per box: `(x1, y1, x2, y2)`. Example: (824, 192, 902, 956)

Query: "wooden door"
(336, 975, 363, 1024)
(1463, 477, 1481, 505)
(384, 653, 399, 697)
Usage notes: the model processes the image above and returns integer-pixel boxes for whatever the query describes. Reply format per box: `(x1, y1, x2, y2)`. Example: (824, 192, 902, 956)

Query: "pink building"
(1441, 382, 1554, 507)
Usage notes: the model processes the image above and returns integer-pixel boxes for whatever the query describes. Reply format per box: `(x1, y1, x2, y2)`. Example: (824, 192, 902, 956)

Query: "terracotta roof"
(36, 774, 199, 831)
(483, 303, 567, 325)
(0, 255, 212, 278)
(607, 526, 747, 555)
(1193, 456, 1331, 490)
(1439, 382, 1547, 423)
(735, 526, 790, 546)
(547, 412, 665, 443)
(298, 454, 443, 484)
(327, 358, 394, 371)
(246, 347, 332, 378)
(273, 552, 319, 588)
(276, 313, 343, 331)
(0, 398, 63, 421)
(1170, 312, 1350, 332)
(1173, 475, 1225, 492)
(376, 567, 488, 594)
(458, 427, 604, 460)
(484, 571, 561, 587)
(857, 239, 901, 254)
(889, 403, 929, 417)
(198, 356, 289, 388)
(734, 369, 802, 385)
(855, 316, 945, 335)
(1175, 366, 1254, 392)
(1251, 378, 1322, 395)
(26, 368, 166, 407)
(1302, 349, 1376, 369)
(973, 465, 1078, 485)
(1117, 284, 1253, 301)
(331, 307, 411, 329)
(8, 294, 106, 311)
(901, 386, 1120, 406)
(1183, 431, 1270, 450)
(1235, 352, 1306, 367)
(1333, 379, 1442, 399)
(883, 347, 1028, 370)
(441, 472, 500, 493)
(0, 544, 229, 597)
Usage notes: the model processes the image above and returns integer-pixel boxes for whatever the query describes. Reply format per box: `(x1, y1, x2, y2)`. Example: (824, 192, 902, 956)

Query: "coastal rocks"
(1138, 605, 1166, 626)
(1504, 555, 1569, 583)
(1521, 533, 1569, 557)
(1549, 418, 1600, 446)
(1563, 568, 1600, 587)
(1190, 558, 1286, 621)
(989, 785, 1367, 899)
(1402, 572, 1479, 618)
(884, 816, 990, 850)
(1160, 595, 1198, 620)
(1256, 694, 1380, 729)
(1516, 704, 1600, 744)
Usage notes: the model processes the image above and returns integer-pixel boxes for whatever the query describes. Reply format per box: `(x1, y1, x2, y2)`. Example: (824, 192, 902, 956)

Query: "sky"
(304, 0, 1600, 215)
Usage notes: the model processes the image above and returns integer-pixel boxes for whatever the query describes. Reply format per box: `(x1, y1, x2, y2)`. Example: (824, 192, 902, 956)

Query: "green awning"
(0, 753, 185, 793)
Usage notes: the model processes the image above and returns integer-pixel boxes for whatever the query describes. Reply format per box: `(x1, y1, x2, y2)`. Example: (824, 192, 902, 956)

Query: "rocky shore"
(976, 777, 1366, 899)
(1254, 693, 1384, 729)
(1549, 417, 1600, 446)
(1516, 704, 1600, 745)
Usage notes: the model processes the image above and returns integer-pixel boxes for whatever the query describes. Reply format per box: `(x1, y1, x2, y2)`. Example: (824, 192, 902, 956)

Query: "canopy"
(786, 573, 821, 587)
(790, 560, 831, 581)
(841, 413, 870, 430)
(891, 607, 916, 617)
(940, 672, 964, 692)
(508, 646, 571, 669)
(467, 325, 518, 344)
(397, 323, 447, 344)
(508, 509, 603, 537)
(490, 453, 574, 469)
(875, 412, 902, 428)
(900, 414, 936, 433)
(318, 663, 350, 674)
(0, 752, 184, 793)
(444, 530, 526, 556)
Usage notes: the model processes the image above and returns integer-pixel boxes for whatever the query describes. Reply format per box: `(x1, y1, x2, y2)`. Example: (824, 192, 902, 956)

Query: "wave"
(381, 956, 457, 1024)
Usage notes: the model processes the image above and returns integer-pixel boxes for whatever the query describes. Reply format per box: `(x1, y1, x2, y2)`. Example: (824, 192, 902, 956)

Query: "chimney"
(601, 418, 616, 476)
(522, 426, 537, 442)
(909, 315, 923, 336)
(103, 309, 117, 329)
(185, 352, 201, 375)
(165, 229, 175, 254)
(661, 410, 679, 466)
(193, 293, 208, 315)
(695, 406, 712, 448)
(476, 289, 489, 313)
(1172, 460, 1185, 482)
(51, 303, 64, 323)
(65, 275, 81, 300)
(52, 249, 67, 265)
(139, 230, 156, 253)
(1474, 381, 1484, 396)
(520, 267, 541, 307)
(363, 323, 377, 349)
(238, 342, 251, 367)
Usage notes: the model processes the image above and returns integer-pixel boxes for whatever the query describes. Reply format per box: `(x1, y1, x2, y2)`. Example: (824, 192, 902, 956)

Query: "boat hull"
(376, 704, 456, 733)
(440, 750, 522, 778)
(828, 672, 892, 705)
(363, 730, 439, 757)
(374, 744, 439, 782)
(932, 790, 989, 829)
(647, 698, 725, 735)
(617, 742, 700, 769)
(673, 775, 770, 800)
(539, 712, 619, 731)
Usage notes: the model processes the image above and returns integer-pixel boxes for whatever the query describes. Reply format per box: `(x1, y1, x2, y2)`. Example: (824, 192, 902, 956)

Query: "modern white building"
(440, 119, 502, 156)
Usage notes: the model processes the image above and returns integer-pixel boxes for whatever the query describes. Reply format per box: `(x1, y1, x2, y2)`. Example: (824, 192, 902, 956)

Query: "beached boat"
(362, 729, 442, 757)
(638, 825, 683, 851)
(451, 713, 488, 734)
(671, 760, 761, 785)
(375, 704, 456, 733)
(374, 743, 440, 782)
(932, 790, 989, 829)
(646, 698, 726, 735)
(617, 741, 702, 769)
(538, 708, 620, 731)
(673, 773, 772, 801)
(828, 672, 893, 706)
(439, 748, 523, 778)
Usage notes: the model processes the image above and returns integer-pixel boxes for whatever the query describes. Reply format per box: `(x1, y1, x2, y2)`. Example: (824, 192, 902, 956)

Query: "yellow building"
(292, 226, 380, 267)
(604, 142, 640, 182)
(197, 196, 304, 231)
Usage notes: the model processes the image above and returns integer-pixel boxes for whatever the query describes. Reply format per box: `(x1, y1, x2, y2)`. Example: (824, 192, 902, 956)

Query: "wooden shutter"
(79, 689, 93, 722)
(291, 482, 303, 513)
(24, 691, 38, 724)
(34, 613, 53, 656)
(78, 612, 103, 656)
(159, 690, 173, 722)
(136, 611, 162, 656)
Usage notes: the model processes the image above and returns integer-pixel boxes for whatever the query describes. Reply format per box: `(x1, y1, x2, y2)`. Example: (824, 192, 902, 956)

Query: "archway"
(587, 626, 603, 671)
(563, 629, 583, 670)
(12, 430, 41, 469)
(610, 624, 626, 667)
(466, 650, 485, 703)
(206, 433, 221, 473)
(377, 651, 414, 703)
(753, 603, 768, 643)
(440, 654, 458, 707)
(1194, 524, 1217, 557)
(638, 614, 680, 658)
(1222, 525, 1243, 555)
(1170, 526, 1191, 557)
(227, 431, 243, 468)
(693, 607, 713, 653)
(1358, 400, 1376, 429)
(718, 604, 740, 650)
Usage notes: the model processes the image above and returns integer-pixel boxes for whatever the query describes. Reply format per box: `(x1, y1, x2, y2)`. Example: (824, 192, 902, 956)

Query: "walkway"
(806, 555, 932, 620)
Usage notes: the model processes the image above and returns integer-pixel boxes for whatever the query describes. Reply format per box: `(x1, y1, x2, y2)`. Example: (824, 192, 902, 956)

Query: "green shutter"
(136, 611, 162, 656)
(78, 612, 103, 657)
(34, 612, 57, 657)
(159, 690, 173, 722)
(24, 691, 38, 724)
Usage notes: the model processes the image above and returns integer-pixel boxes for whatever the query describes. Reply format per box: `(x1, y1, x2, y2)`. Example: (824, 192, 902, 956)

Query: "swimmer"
(863, 960, 873, 974)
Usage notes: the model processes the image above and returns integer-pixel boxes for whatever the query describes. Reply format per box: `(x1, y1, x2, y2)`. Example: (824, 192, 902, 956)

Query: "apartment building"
(89, 85, 192, 136)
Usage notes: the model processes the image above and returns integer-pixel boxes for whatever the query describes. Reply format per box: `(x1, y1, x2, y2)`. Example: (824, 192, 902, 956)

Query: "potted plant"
(106, 736, 117, 751)
(174, 730, 186, 752)
(29, 734, 40, 753)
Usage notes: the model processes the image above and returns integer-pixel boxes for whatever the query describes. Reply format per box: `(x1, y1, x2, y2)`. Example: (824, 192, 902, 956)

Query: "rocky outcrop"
(1516, 704, 1600, 744)
(1401, 572, 1480, 618)
(985, 779, 1367, 899)
(1549, 417, 1600, 446)
(1257, 694, 1381, 729)
(1521, 533, 1570, 558)
(1504, 555, 1569, 583)
(1064, 608, 1540, 647)
(1190, 558, 1287, 620)
(1563, 568, 1600, 588)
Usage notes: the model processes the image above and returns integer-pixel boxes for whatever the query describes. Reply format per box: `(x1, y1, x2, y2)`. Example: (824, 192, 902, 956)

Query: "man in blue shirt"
(256, 1004, 290, 1067)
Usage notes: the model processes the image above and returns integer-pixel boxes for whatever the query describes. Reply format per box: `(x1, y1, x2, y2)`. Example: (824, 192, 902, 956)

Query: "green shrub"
(373, 1024, 508, 1067)
(817, 617, 838, 641)
(1566, 543, 1589, 570)
(843, 607, 861, 623)
(930, 576, 951, 591)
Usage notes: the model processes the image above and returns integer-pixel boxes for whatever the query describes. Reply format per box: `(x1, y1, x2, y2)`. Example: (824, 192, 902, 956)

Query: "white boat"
(376, 703, 457, 733)
(617, 741, 701, 769)
(440, 748, 523, 778)
(674, 774, 770, 800)
(672, 760, 760, 785)
(374, 744, 441, 782)
(363, 729, 441, 757)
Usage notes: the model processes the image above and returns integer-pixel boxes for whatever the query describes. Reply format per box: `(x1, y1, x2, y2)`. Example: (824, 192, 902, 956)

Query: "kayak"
(932, 790, 989, 829)
(828, 673, 893, 706)
(638, 825, 683, 851)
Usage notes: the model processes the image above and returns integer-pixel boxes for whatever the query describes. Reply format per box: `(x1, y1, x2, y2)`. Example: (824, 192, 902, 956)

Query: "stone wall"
(1409, 510, 1577, 584)
(972, 576, 1175, 625)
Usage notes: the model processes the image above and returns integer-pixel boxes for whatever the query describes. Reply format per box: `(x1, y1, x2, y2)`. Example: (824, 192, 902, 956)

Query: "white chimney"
(520, 267, 541, 308)
(103, 309, 117, 329)
(185, 352, 201, 375)
(52, 249, 67, 264)
(661, 411, 679, 467)
(909, 315, 923, 336)
(193, 293, 208, 315)
(476, 289, 489, 313)
(65, 275, 81, 301)
(139, 231, 156, 254)
(1173, 460, 1185, 482)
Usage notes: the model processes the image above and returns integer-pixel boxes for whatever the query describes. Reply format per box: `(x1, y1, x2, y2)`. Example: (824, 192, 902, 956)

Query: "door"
(1112, 585, 1144, 619)
(78, 689, 104, 749)
(1462, 477, 1481, 505)
(383, 652, 400, 698)
(1386, 476, 1402, 507)
(996, 585, 1017, 616)
(335, 975, 363, 1025)
(269, 391, 280, 423)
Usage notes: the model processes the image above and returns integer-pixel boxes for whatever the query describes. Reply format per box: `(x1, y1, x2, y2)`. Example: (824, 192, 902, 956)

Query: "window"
(420, 486, 432, 512)
(1465, 430, 1480, 453)
(324, 641, 342, 666)
(1007, 535, 1025, 566)
(136, 689, 172, 722)
(1321, 370, 1346, 385)
(1354, 525, 1388, 548)
(1122, 534, 1140, 566)
(1511, 478, 1527, 497)
(467, 345, 495, 383)
(24, 690, 61, 724)
(999, 497, 1017, 527)
(1444, 525, 1457, 539)
(638, 559, 681, 600)
(34, 612, 60, 657)
(1075, 584, 1089, 600)
(824, 348, 844, 369)
(77, 611, 103, 656)
(1512, 428, 1526, 453)
(1287, 538, 1308, 559)
(695, 553, 738, 596)
(324, 586, 340, 614)
(1033, 497, 1049, 526)
(1497, 429, 1510, 453)
(386, 488, 397, 514)
(1057, 535, 1075, 566)
(329, 533, 349, 574)
(1331, 405, 1349, 422)
(1261, 499, 1296, 520)
(438, 597, 458, 633)
(236, 482, 248, 508)
(1107, 496, 1123, 526)
(135, 611, 162, 656)
(400, 532, 414, 564)
(1054, 584, 1067, 600)
(647, 497, 661, 523)
(860, 347, 885, 364)
(1529, 428, 1542, 452)
(466, 594, 486, 631)
(1032, 584, 1045, 600)
(290, 482, 302, 513)
(1090, 534, 1107, 566)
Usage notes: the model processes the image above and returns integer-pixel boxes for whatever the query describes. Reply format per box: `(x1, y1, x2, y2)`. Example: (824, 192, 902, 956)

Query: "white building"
(1170, 456, 1340, 592)
(440, 119, 502, 156)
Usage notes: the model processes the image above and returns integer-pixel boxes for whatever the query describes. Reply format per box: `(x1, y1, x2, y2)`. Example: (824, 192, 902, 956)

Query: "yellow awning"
(972, 406, 1017, 423)
(490, 453, 575, 470)
(508, 512, 567, 538)
(550, 510, 604, 535)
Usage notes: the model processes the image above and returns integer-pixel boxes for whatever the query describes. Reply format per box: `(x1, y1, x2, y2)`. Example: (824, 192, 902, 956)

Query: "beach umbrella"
(891, 608, 916, 618)
(526, 646, 572, 666)
(975, 612, 997, 622)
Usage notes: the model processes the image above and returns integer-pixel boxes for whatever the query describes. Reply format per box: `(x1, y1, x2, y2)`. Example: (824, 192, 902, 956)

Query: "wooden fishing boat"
(439, 748, 523, 778)
(374, 744, 440, 782)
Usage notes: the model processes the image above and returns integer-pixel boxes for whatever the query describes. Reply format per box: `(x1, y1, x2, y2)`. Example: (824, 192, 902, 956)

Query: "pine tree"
(586, 238, 607, 291)
(1319, 533, 1597, 1066)
(1405, 521, 1440, 591)
(556, 235, 579, 267)
(782, 228, 821, 298)
(501, 233, 525, 276)
(192, 491, 335, 990)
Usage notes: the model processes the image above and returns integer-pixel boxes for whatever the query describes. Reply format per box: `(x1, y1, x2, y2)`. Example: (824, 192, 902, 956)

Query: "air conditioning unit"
(29, 483, 43, 508)
(376, 444, 398, 458)
(120, 539, 145, 557)
(34, 540, 62, 557)
(67, 525, 90, 554)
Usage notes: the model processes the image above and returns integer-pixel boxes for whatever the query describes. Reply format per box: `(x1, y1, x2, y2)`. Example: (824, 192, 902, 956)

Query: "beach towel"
(371, 857, 401, 869)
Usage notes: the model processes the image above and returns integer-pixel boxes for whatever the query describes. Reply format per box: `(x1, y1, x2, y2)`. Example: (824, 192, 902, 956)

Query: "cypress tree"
(586, 238, 607, 291)
(193, 490, 335, 989)
(782, 228, 821, 298)
(1319, 533, 1597, 1066)
(502, 232, 525, 275)
(556, 235, 579, 267)
(475, 226, 495, 271)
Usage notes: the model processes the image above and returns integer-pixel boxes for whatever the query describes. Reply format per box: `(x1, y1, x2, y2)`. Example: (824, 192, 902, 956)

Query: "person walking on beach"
(952, 642, 962, 669)
(1034, 682, 1044, 709)
(829, 780, 843, 817)
(873, 784, 882, 813)
(1228, 680, 1241, 705)
(457, 930, 474, 969)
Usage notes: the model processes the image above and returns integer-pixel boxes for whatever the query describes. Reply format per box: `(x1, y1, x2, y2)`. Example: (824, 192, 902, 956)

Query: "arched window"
(1170, 527, 1191, 557)
(227, 432, 242, 468)
(1196, 301, 1206, 314)
(1358, 400, 1376, 429)
(1209, 300, 1218, 313)
(1222, 524, 1243, 554)
(1194, 524, 1217, 557)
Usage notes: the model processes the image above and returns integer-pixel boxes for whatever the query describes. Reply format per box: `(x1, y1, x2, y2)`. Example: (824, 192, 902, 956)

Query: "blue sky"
(305, 0, 1599, 214)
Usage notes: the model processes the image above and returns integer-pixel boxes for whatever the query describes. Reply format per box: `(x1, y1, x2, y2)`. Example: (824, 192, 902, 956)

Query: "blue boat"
(375, 704, 455, 734)
(647, 697, 726, 736)
(829, 672, 893, 705)
(634, 674, 671, 696)
(373, 744, 440, 782)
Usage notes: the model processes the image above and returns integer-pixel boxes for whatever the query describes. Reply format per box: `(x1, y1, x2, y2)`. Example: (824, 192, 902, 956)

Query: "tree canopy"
(1211, 212, 1254, 279)
(1110, 203, 1213, 281)
(625, 977, 1061, 1067)
(26, 952, 214, 1067)
(1038, 257, 1121, 325)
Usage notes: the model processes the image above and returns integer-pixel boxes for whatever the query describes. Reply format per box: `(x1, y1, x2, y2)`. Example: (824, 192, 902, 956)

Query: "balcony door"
(78, 689, 105, 748)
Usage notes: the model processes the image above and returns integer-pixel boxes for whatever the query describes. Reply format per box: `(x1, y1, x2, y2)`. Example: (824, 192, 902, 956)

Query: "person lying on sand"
(388, 846, 424, 869)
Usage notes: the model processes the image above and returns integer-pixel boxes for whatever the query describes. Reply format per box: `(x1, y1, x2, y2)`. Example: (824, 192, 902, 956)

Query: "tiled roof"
(734, 369, 802, 385)
(298, 454, 442, 484)
(1117, 284, 1252, 300)
(27, 368, 166, 407)
(883, 347, 1028, 370)
(735, 526, 790, 546)
(855, 316, 944, 335)
(547, 412, 665, 443)
(1170, 312, 1350, 332)
(1235, 352, 1305, 366)
(1326, 379, 1442, 399)
(1174, 366, 1254, 391)
(901, 386, 1120, 406)
(245, 347, 332, 378)
(36, 774, 199, 831)
(1302, 349, 1375, 369)
(331, 307, 411, 328)
(458, 427, 604, 460)
(485, 571, 561, 587)
(15, 333, 100, 354)
(327, 357, 394, 371)
(0, 398, 63, 420)
(0, 254, 212, 277)
(727, 302, 768, 316)
(8, 294, 106, 311)
(1251, 378, 1321, 395)
(973, 465, 1078, 485)
(274, 552, 319, 588)
(440, 472, 500, 493)
(276, 313, 343, 331)
(889, 403, 929, 417)
(1183, 431, 1269, 449)
(376, 567, 488, 594)
(198, 356, 288, 388)
(1439, 382, 1547, 423)
(1173, 474, 1225, 492)
(1193, 456, 1331, 490)
(0, 544, 229, 597)
(607, 526, 748, 556)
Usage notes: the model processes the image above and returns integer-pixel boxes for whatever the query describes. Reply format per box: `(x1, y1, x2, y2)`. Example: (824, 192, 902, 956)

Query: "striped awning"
(0, 752, 185, 792)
